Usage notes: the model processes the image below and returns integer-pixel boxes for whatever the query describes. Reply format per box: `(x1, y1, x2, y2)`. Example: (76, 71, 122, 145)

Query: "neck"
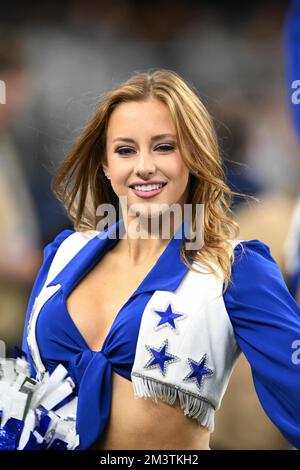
(116, 213, 182, 265)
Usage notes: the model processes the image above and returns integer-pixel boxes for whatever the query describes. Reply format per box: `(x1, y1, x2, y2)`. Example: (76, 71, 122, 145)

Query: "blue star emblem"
(144, 339, 180, 376)
(152, 302, 186, 331)
(183, 354, 213, 391)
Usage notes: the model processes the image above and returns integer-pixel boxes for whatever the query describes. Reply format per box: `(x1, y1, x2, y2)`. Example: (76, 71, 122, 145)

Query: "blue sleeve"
(21, 229, 75, 359)
(283, 0, 300, 142)
(223, 239, 300, 449)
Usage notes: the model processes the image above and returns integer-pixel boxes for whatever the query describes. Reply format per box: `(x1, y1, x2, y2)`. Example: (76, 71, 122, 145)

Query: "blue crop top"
(21, 226, 300, 450)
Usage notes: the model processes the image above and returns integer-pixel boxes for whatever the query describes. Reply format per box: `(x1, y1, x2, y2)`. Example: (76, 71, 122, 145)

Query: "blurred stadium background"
(0, 0, 299, 449)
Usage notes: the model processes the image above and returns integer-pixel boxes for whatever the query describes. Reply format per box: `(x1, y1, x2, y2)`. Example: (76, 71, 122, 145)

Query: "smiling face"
(104, 98, 191, 221)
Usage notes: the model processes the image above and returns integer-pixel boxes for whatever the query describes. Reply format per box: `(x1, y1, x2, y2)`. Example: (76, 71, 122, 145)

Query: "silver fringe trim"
(131, 372, 215, 432)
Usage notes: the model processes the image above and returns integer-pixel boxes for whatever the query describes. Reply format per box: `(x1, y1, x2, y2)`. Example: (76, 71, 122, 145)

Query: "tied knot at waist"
(67, 349, 114, 450)
(64, 349, 114, 449)
(68, 349, 111, 385)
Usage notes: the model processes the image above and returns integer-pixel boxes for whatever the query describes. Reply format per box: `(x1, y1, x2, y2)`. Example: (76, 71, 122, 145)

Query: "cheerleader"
(1, 69, 300, 450)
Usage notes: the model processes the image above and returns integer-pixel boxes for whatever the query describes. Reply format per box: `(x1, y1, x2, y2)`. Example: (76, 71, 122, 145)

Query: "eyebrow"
(112, 133, 176, 143)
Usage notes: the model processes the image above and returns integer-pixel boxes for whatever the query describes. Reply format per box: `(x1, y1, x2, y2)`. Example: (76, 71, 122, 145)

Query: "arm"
(223, 239, 300, 449)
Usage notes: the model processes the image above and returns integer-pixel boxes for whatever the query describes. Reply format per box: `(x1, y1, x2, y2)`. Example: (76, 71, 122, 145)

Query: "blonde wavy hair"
(52, 68, 251, 293)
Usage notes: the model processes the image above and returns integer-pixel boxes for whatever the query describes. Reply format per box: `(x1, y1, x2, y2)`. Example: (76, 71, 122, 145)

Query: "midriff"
(91, 369, 211, 450)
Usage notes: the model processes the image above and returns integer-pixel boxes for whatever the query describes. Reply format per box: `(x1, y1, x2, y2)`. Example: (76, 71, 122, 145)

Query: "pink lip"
(130, 183, 167, 199)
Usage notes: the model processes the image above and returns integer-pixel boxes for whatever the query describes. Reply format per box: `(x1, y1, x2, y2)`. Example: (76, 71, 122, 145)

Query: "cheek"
(109, 159, 128, 182)
(171, 157, 190, 182)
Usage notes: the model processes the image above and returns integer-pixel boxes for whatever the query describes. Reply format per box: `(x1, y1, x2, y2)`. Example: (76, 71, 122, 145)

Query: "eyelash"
(114, 144, 175, 155)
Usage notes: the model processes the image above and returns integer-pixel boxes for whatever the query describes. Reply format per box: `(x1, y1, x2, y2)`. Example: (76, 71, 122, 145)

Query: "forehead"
(106, 99, 175, 139)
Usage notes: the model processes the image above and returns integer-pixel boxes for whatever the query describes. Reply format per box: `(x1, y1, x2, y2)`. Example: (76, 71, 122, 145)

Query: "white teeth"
(133, 183, 164, 191)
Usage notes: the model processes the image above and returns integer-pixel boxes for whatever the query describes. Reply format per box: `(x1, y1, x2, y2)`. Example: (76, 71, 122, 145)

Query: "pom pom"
(0, 356, 79, 450)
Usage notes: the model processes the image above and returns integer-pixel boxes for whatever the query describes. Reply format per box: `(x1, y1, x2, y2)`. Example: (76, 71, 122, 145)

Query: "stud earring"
(103, 169, 111, 180)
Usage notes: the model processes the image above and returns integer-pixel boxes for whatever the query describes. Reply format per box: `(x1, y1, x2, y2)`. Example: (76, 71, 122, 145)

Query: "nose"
(134, 151, 156, 178)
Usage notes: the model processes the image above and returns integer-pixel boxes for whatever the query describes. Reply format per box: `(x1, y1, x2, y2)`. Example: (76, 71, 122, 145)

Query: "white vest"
(26, 230, 243, 433)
